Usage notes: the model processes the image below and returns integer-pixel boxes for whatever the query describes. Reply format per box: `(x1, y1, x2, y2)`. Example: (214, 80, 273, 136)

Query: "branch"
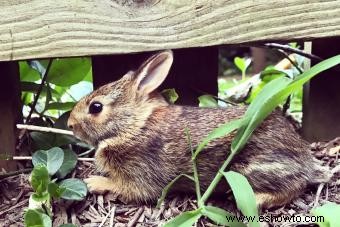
(17, 124, 74, 136)
(26, 59, 53, 123)
(12, 156, 94, 162)
(0, 168, 32, 179)
(261, 43, 322, 61)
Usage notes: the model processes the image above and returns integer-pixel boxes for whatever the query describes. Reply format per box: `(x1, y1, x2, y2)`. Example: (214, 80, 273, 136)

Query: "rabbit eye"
(89, 102, 103, 114)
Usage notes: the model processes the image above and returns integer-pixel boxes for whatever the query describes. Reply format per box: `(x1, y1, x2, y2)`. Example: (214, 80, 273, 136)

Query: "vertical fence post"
(302, 38, 340, 142)
(0, 61, 21, 171)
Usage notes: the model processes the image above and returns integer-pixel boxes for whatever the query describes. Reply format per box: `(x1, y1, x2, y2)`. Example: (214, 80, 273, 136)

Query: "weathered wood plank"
(92, 47, 218, 105)
(1, 0, 340, 61)
(0, 62, 21, 170)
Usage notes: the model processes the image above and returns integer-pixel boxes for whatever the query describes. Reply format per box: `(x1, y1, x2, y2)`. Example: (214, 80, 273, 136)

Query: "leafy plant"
(25, 147, 87, 227)
(234, 57, 252, 80)
(311, 202, 340, 227)
(159, 55, 340, 226)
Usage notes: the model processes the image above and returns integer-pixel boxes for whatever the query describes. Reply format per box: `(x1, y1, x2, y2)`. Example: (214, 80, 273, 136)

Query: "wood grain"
(0, 0, 340, 61)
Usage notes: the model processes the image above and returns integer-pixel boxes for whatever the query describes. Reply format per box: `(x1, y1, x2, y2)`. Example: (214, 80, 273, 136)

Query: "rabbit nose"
(67, 117, 75, 130)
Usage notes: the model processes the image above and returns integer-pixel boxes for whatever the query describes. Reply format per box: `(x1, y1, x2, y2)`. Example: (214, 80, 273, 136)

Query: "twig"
(99, 206, 116, 227)
(17, 124, 73, 136)
(0, 198, 29, 216)
(313, 183, 325, 208)
(127, 207, 144, 227)
(0, 168, 32, 179)
(12, 156, 94, 162)
(261, 43, 323, 61)
(26, 59, 53, 123)
(79, 148, 96, 157)
(109, 206, 116, 227)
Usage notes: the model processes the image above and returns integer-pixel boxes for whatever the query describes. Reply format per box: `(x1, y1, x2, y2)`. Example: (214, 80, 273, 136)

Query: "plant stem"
(185, 129, 202, 204)
(200, 150, 236, 204)
(242, 71, 246, 81)
(26, 59, 53, 123)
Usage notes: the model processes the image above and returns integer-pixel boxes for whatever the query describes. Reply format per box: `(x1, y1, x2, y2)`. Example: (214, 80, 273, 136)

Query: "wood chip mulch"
(1, 139, 339, 227)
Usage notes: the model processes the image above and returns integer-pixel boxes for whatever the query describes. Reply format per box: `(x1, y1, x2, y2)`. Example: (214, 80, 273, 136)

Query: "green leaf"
(234, 57, 246, 72)
(30, 164, 50, 194)
(31, 132, 77, 150)
(24, 209, 52, 227)
(157, 174, 194, 208)
(59, 178, 87, 200)
(202, 206, 246, 227)
(30, 132, 55, 150)
(198, 95, 218, 107)
(20, 61, 41, 82)
(47, 58, 91, 87)
(260, 68, 286, 82)
(311, 202, 340, 227)
(46, 102, 76, 111)
(32, 147, 64, 176)
(21, 82, 60, 97)
(48, 182, 66, 199)
(232, 55, 340, 153)
(31, 192, 50, 202)
(164, 209, 202, 227)
(162, 88, 179, 104)
(223, 171, 259, 227)
(56, 149, 78, 179)
(59, 224, 77, 227)
(193, 118, 243, 159)
(231, 76, 291, 153)
(234, 57, 251, 74)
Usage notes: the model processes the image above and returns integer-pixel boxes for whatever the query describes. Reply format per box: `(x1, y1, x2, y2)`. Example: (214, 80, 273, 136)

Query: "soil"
(1, 138, 339, 227)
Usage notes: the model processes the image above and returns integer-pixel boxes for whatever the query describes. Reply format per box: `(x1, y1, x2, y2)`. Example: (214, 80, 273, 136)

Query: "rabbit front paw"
(84, 175, 117, 194)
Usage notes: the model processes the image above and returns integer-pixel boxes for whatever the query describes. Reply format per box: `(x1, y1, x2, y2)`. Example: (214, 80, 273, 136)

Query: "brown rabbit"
(68, 50, 330, 208)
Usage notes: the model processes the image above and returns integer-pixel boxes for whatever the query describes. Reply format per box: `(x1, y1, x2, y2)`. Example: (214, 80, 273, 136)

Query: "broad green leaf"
(59, 178, 87, 200)
(198, 95, 218, 107)
(32, 147, 64, 176)
(260, 68, 286, 82)
(54, 134, 78, 147)
(47, 58, 91, 87)
(56, 149, 78, 179)
(20, 61, 41, 82)
(48, 182, 66, 199)
(59, 224, 77, 227)
(202, 206, 246, 227)
(193, 118, 243, 159)
(46, 102, 76, 111)
(234, 57, 246, 72)
(157, 174, 194, 208)
(311, 202, 340, 227)
(232, 55, 340, 153)
(21, 82, 60, 97)
(31, 192, 50, 202)
(30, 164, 50, 194)
(30, 132, 55, 150)
(162, 88, 179, 104)
(231, 76, 291, 153)
(24, 209, 52, 227)
(164, 209, 202, 227)
(234, 57, 251, 74)
(31, 132, 77, 150)
(223, 171, 259, 227)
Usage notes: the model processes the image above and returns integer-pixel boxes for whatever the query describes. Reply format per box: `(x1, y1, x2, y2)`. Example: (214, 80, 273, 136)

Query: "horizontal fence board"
(0, 0, 340, 61)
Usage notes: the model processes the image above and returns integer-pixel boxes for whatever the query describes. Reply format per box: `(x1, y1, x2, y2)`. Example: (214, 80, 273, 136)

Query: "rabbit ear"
(134, 50, 173, 94)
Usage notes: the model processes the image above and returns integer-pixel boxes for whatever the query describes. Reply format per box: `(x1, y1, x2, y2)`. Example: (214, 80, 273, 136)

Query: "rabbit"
(67, 50, 331, 208)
